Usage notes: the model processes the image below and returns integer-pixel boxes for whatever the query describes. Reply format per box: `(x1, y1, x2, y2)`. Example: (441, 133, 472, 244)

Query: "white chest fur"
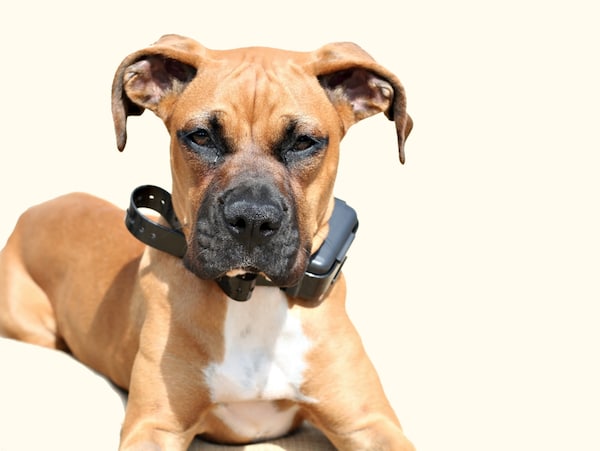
(203, 287, 314, 438)
(205, 287, 312, 402)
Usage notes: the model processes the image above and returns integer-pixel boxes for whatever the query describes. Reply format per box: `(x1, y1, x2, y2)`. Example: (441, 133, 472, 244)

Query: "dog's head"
(112, 34, 412, 287)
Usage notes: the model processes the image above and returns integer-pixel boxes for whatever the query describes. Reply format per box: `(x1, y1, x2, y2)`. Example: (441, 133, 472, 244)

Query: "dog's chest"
(203, 287, 312, 439)
(205, 286, 312, 403)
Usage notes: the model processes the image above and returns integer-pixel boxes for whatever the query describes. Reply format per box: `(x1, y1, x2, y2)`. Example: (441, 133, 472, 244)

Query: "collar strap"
(125, 185, 187, 258)
(125, 185, 356, 303)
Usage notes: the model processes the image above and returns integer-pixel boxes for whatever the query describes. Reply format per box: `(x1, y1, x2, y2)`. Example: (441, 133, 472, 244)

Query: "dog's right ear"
(112, 35, 204, 151)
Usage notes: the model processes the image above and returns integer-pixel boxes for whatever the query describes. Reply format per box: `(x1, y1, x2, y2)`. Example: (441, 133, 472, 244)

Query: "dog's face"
(168, 54, 343, 285)
(112, 35, 412, 287)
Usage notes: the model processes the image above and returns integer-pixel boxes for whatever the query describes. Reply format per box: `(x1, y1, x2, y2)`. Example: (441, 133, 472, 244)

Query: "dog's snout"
(190, 181, 301, 284)
(222, 191, 286, 246)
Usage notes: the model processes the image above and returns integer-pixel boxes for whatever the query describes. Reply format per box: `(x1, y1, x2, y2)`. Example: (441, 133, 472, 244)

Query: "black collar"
(125, 185, 187, 258)
(125, 185, 350, 303)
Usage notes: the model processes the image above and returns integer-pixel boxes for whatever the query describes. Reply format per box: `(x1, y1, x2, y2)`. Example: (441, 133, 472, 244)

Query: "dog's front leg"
(119, 347, 209, 451)
(299, 279, 416, 451)
(302, 349, 416, 451)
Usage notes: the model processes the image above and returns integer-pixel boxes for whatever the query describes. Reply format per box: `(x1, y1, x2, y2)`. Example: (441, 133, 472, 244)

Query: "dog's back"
(0, 193, 143, 386)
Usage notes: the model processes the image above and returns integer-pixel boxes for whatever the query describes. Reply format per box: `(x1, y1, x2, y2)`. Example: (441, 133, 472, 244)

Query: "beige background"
(1, 1, 598, 450)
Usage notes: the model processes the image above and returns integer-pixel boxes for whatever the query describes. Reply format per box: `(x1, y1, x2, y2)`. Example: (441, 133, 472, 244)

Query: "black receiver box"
(284, 198, 359, 300)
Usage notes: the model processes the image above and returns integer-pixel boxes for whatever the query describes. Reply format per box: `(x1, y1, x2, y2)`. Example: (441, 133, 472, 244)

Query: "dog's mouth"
(225, 268, 258, 278)
(224, 268, 273, 281)
(183, 233, 310, 287)
(183, 246, 308, 288)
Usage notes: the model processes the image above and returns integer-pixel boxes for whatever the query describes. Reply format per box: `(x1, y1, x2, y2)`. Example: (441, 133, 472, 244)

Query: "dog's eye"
(178, 128, 225, 163)
(186, 129, 215, 148)
(291, 135, 318, 152)
(280, 133, 328, 165)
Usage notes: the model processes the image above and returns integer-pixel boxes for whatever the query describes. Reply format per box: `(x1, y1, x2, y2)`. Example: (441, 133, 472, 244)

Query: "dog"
(0, 34, 414, 450)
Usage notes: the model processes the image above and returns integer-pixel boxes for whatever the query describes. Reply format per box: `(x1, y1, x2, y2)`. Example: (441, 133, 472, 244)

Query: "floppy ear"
(111, 34, 204, 151)
(310, 42, 413, 164)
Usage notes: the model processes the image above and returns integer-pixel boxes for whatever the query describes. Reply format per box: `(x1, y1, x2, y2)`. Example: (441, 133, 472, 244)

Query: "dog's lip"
(224, 268, 273, 280)
(225, 269, 257, 278)
(224, 269, 292, 286)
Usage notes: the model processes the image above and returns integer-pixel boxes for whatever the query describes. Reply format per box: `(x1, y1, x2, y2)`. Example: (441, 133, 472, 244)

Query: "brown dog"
(0, 35, 414, 450)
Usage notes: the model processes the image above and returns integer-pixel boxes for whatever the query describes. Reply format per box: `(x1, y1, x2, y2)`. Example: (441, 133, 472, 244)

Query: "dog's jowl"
(0, 34, 415, 450)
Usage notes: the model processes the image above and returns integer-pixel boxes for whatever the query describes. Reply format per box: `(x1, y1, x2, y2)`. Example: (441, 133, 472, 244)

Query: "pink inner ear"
(164, 58, 197, 83)
(320, 68, 393, 121)
(124, 56, 197, 111)
(124, 59, 165, 106)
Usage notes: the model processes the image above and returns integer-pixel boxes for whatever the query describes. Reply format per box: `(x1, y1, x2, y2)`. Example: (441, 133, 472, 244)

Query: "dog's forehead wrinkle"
(210, 59, 313, 115)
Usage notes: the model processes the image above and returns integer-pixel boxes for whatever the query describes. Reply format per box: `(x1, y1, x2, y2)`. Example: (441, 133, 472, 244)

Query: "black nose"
(222, 189, 285, 246)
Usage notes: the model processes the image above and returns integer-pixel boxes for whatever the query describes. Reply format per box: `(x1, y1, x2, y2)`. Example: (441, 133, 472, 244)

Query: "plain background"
(1, 1, 598, 450)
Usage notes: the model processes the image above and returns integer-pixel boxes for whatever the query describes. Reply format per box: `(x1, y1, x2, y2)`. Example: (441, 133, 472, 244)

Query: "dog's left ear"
(111, 34, 203, 151)
(310, 42, 413, 164)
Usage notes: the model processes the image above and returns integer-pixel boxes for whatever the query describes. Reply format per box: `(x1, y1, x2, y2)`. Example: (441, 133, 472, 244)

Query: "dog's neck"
(124, 185, 352, 303)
